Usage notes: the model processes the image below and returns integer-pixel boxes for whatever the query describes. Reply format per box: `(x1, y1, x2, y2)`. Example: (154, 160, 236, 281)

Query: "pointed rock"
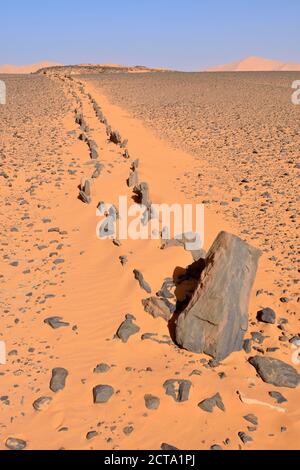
(176, 231, 261, 360)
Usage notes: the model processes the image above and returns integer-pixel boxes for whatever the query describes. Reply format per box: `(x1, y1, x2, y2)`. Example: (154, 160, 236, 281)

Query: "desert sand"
(0, 62, 63, 74)
(0, 68, 299, 451)
(206, 56, 300, 72)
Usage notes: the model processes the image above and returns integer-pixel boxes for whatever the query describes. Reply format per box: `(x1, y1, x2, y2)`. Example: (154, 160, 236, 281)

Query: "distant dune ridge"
(205, 55, 300, 72)
(0, 61, 63, 74)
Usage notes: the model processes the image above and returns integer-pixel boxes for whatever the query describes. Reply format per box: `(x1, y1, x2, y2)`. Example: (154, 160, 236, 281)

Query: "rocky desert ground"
(0, 69, 299, 451)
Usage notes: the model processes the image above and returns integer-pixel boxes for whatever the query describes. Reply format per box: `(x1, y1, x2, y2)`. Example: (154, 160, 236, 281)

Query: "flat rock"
(268, 391, 287, 403)
(44, 316, 70, 329)
(176, 231, 261, 361)
(93, 385, 114, 404)
(116, 314, 140, 343)
(249, 356, 300, 388)
(93, 363, 111, 373)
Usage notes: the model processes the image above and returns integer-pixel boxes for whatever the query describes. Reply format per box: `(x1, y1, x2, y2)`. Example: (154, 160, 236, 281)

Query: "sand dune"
(0, 61, 63, 74)
(206, 55, 300, 72)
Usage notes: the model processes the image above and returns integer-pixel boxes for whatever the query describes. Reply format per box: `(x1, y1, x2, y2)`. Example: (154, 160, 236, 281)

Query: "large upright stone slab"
(175, 231, 261, 361)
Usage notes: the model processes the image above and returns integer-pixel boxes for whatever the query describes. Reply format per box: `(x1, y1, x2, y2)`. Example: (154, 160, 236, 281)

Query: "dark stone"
(161, 443, 179, 450)
(176, 232, 261, 360)
(268, 391, 287, 403)
(116, 314, 140, 343)
(93, 385, 114, 404)
(133, 269, 152, 293)
(257, 308, 276, 324)
(243, 339, 252, 353)
(5, 438, 27, 450)
(123, 426, 134, 435)
(238, 432, 253, 444)
(44, 317, 69, 329)
(249, 356, 300, 388)
(133, 182, 150, 207)
(198, 393, 225, 413)
(33, 396, 52, 411)
(243, 414, 258, 426)
(50, 368, 68, 392)
(93, 363, 111, 373)
(163, 379, 192, 402)
(144, 394, 160, 410)
(86, 431, 98, 440)
(109, 130, 122, 145)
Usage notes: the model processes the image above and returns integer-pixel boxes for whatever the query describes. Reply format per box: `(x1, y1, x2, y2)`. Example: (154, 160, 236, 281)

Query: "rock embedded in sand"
(44, 316, 70, 329)
(109, 129, 122, 145)
(142, 297, 172, 322)
(93, 384, 114, 404)
(176, 231, 261, 361)
(133, 269, 152, 294)
(133, 182, 150, 207)
(238, 432, 253, 444)
(210, 444, 223, 450)
(249, 356, 300, 388)
(198, 393, 225, 413)
(5, 437, 27, 450)
(257, 308, 276, 324)
(79, 179, 92, 204)
(33, 396, 52, 412)
(50, 367, 69, 392)
(268, 391, 287, 404)
(93, 363, 111, 373)
(116, 314, 140, 343)
(163, 379, 192, 402)
(243, 414, 258, 426)
(161, 443, 179, 451)
(127, 169, 139, 188)
(144, 394, 160, 410)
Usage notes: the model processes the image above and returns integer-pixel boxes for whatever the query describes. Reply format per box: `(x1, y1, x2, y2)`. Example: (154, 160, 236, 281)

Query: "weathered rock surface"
(249, 356, 300, 388)
(116, 314, 140, 343)
(93, 384, 114, 404)
(176, 231, 261, 360)
(142, 296, 172, 322)
(198, 393, 225, 413)
(133, 269, 152, 293)
(163, 379, 192, 402)
(257, 308, 276, 324)
(44, 316, 70, 329)
(50, 367, 68, 392)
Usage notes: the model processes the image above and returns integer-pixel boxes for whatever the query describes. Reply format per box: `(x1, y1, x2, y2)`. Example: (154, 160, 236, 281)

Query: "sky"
(1, 0, 300, 70)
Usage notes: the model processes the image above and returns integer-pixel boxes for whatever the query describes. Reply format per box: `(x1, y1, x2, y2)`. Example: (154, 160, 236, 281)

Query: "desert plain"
(0, 67, 299, 450)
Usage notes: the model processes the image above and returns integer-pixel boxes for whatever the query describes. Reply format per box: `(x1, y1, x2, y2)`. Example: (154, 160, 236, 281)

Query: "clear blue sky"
(1, 0, 300, 70)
